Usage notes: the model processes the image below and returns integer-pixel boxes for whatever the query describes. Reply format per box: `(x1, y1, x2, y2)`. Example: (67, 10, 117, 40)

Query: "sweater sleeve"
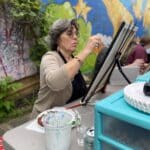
(40, 52, 71, 91)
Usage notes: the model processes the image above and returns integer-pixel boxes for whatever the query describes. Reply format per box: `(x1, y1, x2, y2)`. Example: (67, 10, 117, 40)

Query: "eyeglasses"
(65, 30, 79, 38)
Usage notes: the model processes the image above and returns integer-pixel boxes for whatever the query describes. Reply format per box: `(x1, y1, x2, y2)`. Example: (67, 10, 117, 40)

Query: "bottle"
(84, 127, 94, 150)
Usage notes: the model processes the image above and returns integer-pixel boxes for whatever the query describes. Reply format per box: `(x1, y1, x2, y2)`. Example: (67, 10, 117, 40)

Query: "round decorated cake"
(124, 82, 150, 114)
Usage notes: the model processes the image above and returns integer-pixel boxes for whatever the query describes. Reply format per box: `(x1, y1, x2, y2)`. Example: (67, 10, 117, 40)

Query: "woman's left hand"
(83, 35, 103, 55)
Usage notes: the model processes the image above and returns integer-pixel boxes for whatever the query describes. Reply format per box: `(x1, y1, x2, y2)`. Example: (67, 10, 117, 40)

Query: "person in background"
(31, 19, 102, 118)
(93, 36, 149, 93)
(140, 36, 150, 63)
(125, 37, 149, 73)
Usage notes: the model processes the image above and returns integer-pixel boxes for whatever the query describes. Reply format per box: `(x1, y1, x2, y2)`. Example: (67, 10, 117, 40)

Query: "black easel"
(115, 58, 131, 84)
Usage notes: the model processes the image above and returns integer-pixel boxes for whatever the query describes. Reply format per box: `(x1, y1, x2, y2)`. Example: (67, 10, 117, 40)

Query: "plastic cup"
(76, 107, 93, 147)
(43, 111, 72, 150)
(76, 113, 88, 146)
(76, 124, 87, 146)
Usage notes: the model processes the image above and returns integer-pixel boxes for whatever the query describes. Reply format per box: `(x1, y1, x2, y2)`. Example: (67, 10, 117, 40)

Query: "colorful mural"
(1, 0, 150, 80)
(42, 0, 150, 36)
(41, 0, 150, 73)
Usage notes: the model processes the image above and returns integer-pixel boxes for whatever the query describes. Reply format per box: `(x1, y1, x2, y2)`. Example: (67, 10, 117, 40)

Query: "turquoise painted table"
(136, 71, 150, 82)
(94, 71, 150, 150)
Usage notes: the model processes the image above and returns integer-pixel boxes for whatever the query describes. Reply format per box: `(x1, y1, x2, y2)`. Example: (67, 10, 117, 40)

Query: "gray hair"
(49, 19, 79, 50)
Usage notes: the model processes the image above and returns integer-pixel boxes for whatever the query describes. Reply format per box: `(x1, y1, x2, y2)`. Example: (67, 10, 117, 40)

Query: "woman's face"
(57, 26, 78, 53)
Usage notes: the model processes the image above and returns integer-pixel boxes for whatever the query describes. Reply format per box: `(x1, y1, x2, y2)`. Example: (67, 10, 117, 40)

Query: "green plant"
(0, 0, 52, 68)
(10, 0, 53, 66)
(0, 77, 22, 119)
(10, 0, 50, 37)
(30, 38, 49, 67)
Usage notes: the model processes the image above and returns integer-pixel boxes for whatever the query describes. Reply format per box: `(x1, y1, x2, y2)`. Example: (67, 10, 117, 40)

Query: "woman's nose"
(72, 33, 78, 39)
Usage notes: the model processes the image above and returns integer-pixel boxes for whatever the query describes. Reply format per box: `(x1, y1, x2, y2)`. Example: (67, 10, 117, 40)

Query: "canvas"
(81, 22, 138, 105)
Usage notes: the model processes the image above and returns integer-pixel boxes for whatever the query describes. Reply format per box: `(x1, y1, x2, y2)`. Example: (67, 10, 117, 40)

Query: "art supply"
(43, 111, 72, 150)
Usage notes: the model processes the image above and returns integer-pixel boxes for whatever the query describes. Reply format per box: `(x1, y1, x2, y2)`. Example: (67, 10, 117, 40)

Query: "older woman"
(31, 19, 102, 118)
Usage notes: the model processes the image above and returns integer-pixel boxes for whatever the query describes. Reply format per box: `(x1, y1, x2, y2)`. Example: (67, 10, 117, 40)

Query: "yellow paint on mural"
(143, 0, 150, 28)
(103, 0, 133, 36)
(132, 0, 143, 20)
(74, 0, 91, 20)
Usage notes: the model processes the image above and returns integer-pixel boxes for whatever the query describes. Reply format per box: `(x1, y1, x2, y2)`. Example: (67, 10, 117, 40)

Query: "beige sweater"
(31, 51, 72, 118)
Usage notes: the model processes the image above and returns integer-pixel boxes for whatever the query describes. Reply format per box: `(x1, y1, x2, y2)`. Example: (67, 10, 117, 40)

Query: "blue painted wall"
(42, 0, 150, 37)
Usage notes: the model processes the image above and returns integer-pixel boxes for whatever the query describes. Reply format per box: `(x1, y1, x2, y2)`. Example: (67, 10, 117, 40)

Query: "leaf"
(3, 101, 14, 112)
(29, 12, 36, 17)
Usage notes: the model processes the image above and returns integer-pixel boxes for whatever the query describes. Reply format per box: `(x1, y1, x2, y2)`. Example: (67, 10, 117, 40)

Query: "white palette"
(124, 82, 150, 114)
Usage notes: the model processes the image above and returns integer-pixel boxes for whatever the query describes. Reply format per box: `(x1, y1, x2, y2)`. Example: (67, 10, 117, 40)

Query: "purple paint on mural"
(0, 19, 37, 80)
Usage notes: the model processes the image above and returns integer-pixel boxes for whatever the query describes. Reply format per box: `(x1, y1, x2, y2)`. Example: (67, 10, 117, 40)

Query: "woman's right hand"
(72, 35, 104, 76)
